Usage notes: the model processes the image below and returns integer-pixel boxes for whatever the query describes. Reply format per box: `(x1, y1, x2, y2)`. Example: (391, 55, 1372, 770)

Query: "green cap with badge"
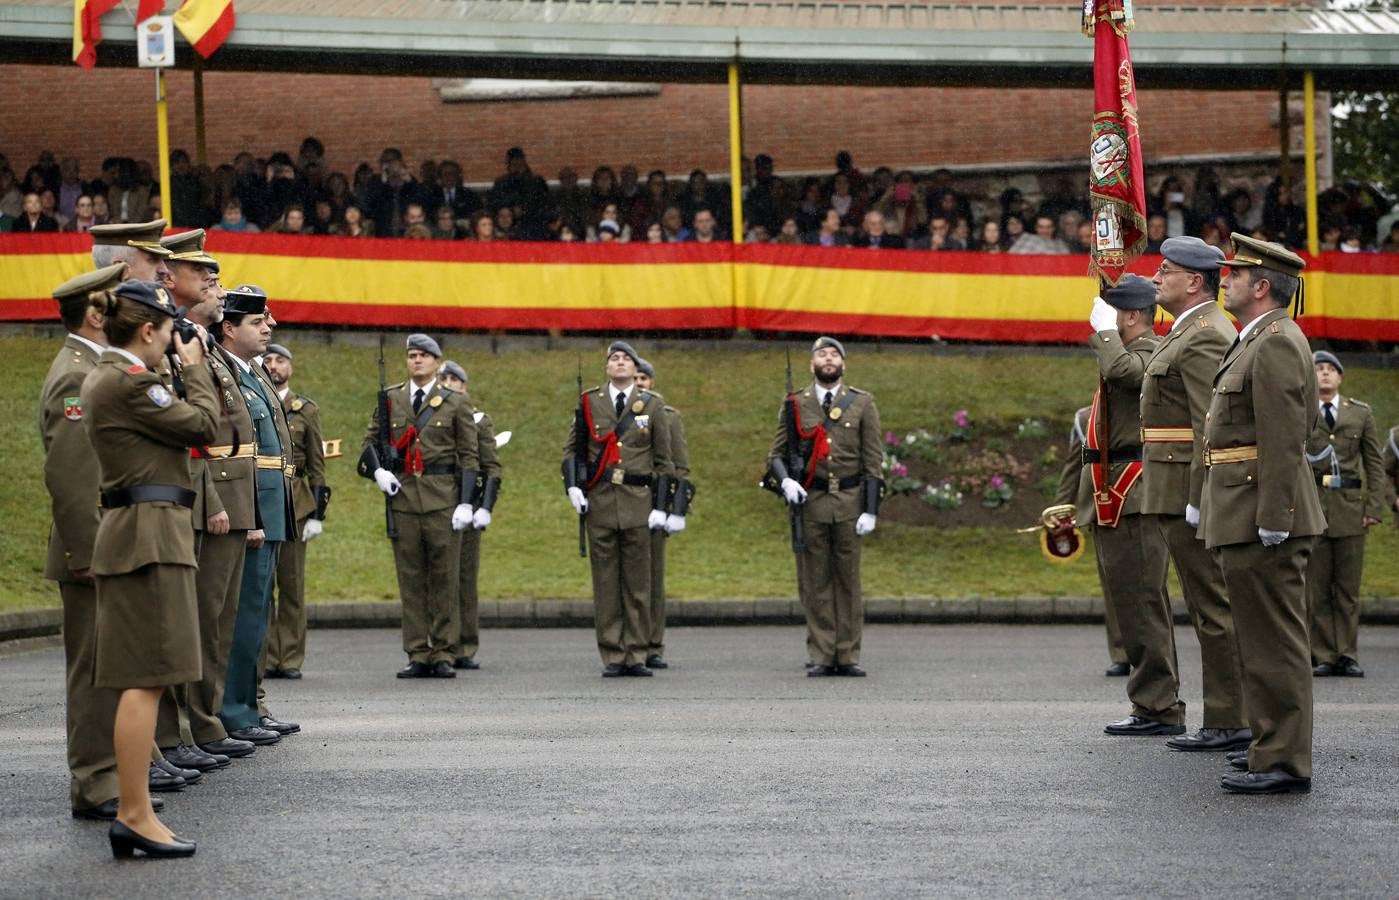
(160, 228, 219, 266)
(52, 262, 128, 319)
(1221, 231, 1306, 315)
(90, 219, 173, 257)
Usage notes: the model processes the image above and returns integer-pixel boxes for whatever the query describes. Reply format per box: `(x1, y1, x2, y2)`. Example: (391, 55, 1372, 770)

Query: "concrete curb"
(9, 596, 1399, 644)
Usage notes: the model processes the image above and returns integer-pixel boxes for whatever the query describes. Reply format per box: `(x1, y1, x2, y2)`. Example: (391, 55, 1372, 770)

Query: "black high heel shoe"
(108, 820, 196, 859)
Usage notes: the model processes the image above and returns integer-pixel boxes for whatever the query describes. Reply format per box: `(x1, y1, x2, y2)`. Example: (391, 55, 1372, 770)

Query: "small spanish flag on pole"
(173, 0, 235, 58)
(72, 0, 120, 69)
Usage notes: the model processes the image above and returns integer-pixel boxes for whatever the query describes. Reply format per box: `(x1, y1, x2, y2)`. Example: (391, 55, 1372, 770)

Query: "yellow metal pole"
(727, 61, 744, 244)
(156, 67, 172, 224)
(1303, 70, 1319, 256)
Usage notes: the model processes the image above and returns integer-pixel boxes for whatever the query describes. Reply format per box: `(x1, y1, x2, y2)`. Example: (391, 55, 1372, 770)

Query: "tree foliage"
(1332, 91, 1399, 191)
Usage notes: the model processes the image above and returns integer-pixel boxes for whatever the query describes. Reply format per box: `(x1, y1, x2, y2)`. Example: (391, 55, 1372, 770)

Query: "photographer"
(81, 279, 220, 857)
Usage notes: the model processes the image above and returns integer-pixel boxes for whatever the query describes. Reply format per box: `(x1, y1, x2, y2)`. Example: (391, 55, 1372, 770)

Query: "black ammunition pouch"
(651, 474, 674, 513)
(313, 485, 332, 521)
(862, 477, 886, 516)
(479, 476, 502, 512)
(357, 445, 380, 479)
(458, 469, 481, 506)
(671, 478, 696, 516)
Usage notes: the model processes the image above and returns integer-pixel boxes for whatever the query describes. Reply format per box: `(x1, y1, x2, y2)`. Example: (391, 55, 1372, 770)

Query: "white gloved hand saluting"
(472, 507, 492, 530)
(1259, 527, 1289, 547)
(1089, 297, 1118, 334)
(451, 504, 474, 532)
(664, 514, 686, 534)
(567, 486, 588, 515)
(374, 468, 401, 496)
(648, 509, 667, 531)
(780, 477, 808, 505)
(302, 518, 323, 542)
(1185, 504, 1200, 528)
(856, 513, 878, 536)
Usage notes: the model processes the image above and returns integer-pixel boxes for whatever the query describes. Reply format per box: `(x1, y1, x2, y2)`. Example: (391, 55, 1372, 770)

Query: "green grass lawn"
(7, 334, 1399, 612)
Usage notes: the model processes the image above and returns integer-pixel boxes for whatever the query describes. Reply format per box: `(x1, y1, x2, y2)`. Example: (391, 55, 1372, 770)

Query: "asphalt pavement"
(3, 624, 1398, 898)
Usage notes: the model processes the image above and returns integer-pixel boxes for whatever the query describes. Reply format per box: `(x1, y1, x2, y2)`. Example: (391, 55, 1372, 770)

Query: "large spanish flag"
(72, 0, 120, 69)
(173, 0, 234, 58)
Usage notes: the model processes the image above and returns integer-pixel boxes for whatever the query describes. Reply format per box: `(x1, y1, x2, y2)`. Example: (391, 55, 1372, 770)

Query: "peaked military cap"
(224, 284, 268, 316)
(441, 360, 467, 382)
(265, 343, 292, 361)
(1312, 350, 1343, 374)
(90, 219, 173, 256)
(407, 333, 442, 358)
(635, 357, 655, 378)
(606, 340, 640, 365)
(113, 279, 179, 317)
(1220, 232, 1306, 277)
(52, 262, 128, 316)
(812, 335, 846, 357)
(1161, 236, 1225, 272)
(161, 228, 219, 266)
(1103, 273, 1156, 310)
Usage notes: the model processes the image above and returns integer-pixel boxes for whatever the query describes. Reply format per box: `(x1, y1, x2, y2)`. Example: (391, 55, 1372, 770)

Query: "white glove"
(1089, 296, 1118, 333)
(1259, 527, 1289, 547)
(648, 509, 667, 530)
(780, 477, 808, 505)
(374, 468, 401, 496)
(856, 513, 878, 536)
(1184, 504, 1200, 528)
(301, 518, 323, 542)
(567, 486, 588, 515)
(451, 504, 474, 532)
(472, 507, 492, 530)
(664, 514, 686, 534)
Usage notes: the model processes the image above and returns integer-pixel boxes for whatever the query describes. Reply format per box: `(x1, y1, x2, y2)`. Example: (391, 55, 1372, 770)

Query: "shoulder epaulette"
(296, 393, 317, 408)
(664, 404, 678, 414)
(1346, 398, 1370, 409)
(1268, 322, 1281, 334)
(1196, 317, 1212, 329)
(846, 386, 867, 395)
(388, 381, 406, 391)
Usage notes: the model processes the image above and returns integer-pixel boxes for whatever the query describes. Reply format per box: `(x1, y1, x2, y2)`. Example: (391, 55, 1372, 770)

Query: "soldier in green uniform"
(1050, 404, 1129, 676)
(1305, 350, 1385, 678)
(261, 343, 329, 681)
(1205, 233, 1326, 795)
(1384, 423, 1399, 525)
(634, 357, 692, 670)
(89, 219, 172, 283)
(82, 279, 220, 858)
(438, 360, 502, 670)
(767, 337, 883, 677)
(361, 334, 481, 678)
(1085, 276, 1184, 737)
(216, 286, 298, 739)
(563, 341, 674, 677)
(1143, 237, 1250, 753)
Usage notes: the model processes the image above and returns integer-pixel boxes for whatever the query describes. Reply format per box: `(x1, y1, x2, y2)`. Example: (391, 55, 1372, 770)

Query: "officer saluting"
(1203, 233, 1325, 795)
(767, 337, 883, 677)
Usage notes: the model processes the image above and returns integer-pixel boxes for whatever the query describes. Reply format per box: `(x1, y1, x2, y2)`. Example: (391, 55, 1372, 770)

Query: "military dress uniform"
(1202, 234, 1325, 792)
(1139, 237, 1248, 748)
(1305, 352, 1385, 676)
(648, 400, 692, 666)
(1087, 276, 1184, 735)
(1383, 424, 1399, 524)
(40, 264, 128, 814)
(453, 398, 502, 666)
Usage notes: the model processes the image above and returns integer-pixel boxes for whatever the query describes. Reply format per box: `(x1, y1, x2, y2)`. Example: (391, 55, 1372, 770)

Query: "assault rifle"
(761, 349, 806, 553)
(356, 334, 399, 538)
(569, 355, 589, 557)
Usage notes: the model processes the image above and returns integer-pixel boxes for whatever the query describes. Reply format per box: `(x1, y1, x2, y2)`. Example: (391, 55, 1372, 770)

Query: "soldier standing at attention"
(1085, 276, 1184, 737)
(1204, 234, 1325, 795)
(361, 335, 481, 679)
(635, 357, 693, 670)
(563, 342, 674, 677)
(1383, 421, 1399, 528)
(89, 219, 172, 282)
(262, 343, 329, 681)
(1305, 350, 1384, 678)
(767, 337, 883, 678)
(1142, 237, 1251, 753)
(438, 359, 502, 670)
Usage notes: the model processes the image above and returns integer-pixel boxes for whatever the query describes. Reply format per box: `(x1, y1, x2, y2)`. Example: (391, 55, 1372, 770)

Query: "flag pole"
(156, 66, 172, 224)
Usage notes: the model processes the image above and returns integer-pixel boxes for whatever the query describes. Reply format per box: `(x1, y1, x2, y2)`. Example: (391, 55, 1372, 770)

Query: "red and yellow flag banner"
(2, 233, 1397, 343)
(173, 0, 234, 58)
(72, 0, 120, 69)
(1085, 0, 1147, 287)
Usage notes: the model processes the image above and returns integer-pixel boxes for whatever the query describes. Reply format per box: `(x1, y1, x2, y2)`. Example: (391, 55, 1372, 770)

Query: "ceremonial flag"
(136, 0, 165, 23)
(1084, 0, 1147, 286)
(72, 0, 120, 69)
(173, 0, 235, 58)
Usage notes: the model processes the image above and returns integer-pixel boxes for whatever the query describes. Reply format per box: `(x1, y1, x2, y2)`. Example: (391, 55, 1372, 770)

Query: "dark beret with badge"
(606, 340, 640, 365)
(406, 333, 442, 358)
(114, 279, 179, 317)
(1160, 236, 1224, 273)
(441, 360, 467, 382)
(90, 219, 173, 257)
(265, 343, 292, 361)
(635, 357, 655, 378)
(1312, 350, 1343, 374)
(812, 335, 846, 357)
(1102, 273, 1156, 310)
(52, 261, 128, 318)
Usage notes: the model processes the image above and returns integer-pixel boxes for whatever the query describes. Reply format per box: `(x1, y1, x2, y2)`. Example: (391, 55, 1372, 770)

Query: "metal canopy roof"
(2, 0, 1396, 89)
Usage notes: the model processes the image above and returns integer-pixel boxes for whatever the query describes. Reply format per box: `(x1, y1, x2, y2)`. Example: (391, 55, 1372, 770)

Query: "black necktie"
(615, 392, 626, 418)
(413, 388, 424, 413)
(1324, 402, 1335, 430)
(822, 392, 833, 417)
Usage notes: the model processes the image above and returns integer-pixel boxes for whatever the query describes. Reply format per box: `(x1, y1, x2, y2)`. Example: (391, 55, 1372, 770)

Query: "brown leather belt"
(1203, 445, 1258, 466)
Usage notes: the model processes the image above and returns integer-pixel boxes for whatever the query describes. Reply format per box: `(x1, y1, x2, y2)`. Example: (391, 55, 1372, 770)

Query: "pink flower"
(953, 409, 970, 428)
(885, 431, 901, 446)
(892, 463, 909, 478)
(990, 474, 1006, 489)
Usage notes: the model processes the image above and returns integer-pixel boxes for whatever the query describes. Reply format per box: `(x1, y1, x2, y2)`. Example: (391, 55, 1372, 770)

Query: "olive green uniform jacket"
(766, 384, 882, 522)
(40, 336, 102, 581)
(282, 388, 326, 525)
(1306, 397, 1386, 538)
(192, 343, 258, 531)
(1090, 328, 1161, 521)
(562, 385, 674, 530)
(362, 381, 481, 513)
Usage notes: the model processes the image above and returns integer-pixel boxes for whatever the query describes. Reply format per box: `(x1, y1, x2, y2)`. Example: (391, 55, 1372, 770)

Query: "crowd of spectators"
(3, 140, 1397, 255)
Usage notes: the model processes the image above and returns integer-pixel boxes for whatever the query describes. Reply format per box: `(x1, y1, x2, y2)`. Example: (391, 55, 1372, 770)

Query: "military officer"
(89, 219, 172, 283)
(1204, 233, 1326, 795)
(1384, 422, 1399, 523)
(1050, 404, 1129, 676)
(1305, 350, 1384, 678)
(216, 286, 298, 739)
(438, 359, 502, 670)
(767, 337, 883, 677)
(1085, 276, 1184, 737)
(1142, 237, 1250, 753)
(562, 341, 675, 677)
(261, 343, 329, 681)
(361, 334, 481, 678)
(634, 357, 693, 670)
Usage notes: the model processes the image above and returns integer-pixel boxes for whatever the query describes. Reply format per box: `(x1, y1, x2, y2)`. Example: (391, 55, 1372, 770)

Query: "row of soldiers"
(1046, 232, 1397, 795)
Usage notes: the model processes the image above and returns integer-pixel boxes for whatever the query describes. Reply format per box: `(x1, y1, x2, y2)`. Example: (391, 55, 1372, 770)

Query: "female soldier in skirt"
(81, 280, 220, 859)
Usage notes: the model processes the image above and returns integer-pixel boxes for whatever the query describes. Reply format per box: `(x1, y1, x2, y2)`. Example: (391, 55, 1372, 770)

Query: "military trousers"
(1096, 514, 1183, 725)
(800, 517, 863, 667)
(454, 526, 482, 660)
(220, 541, 280, 732)
(1091, 532, 1128, 665)
(1308, 533, 1366, 665)
(647, 529, 668, 658)
(59, 580, 120, 810)
(391, 509, 461, 666)
(1217, 536, 1316, 779)
(587, 522, 651, 667)
(1151, 514, 1246, 728)
(264, 517, 310, 672)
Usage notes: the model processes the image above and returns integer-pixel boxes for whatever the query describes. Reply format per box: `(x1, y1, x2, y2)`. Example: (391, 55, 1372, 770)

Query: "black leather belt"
(599, 467, 652, 487)
(1081, 446, 1142, 465)
(808, 474, 863, 493)
(419, 463, 459, 476)
(1317, 475, 1362, 489)
(101, 484, 196, 509)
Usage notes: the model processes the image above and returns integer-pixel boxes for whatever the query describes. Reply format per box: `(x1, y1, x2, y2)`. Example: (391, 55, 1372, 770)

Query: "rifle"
(375, 334, 399, 538)
(571, 354, 589, 557)
(760, 350, 806, 553)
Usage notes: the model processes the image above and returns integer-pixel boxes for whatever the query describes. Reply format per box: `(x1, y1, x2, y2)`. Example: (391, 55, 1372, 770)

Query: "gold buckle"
(610, 468, 625, 485)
